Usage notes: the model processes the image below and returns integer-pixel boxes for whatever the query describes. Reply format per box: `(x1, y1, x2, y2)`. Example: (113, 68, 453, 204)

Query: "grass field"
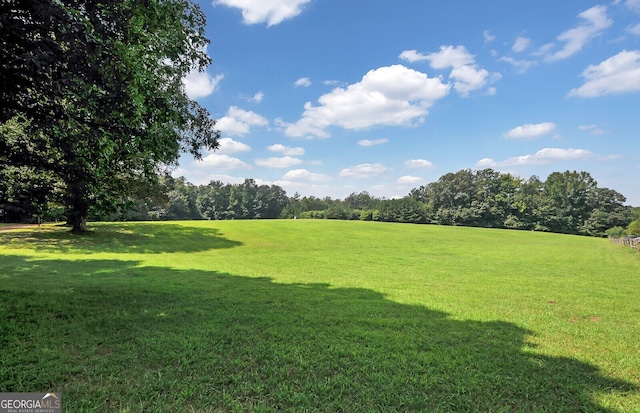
(1, 220, 639, 412)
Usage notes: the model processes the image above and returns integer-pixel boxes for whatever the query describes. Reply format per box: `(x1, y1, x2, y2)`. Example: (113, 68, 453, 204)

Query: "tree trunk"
(70, 214, 88, 233)
(69, 202, 89, 233)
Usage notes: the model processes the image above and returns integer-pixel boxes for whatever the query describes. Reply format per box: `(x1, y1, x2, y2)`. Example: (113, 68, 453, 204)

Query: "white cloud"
(499, 56, 537, 73)
(484, 30, 496, 43)
(578, 124, 606, 135)
(267, 144, 305, 155)
(504, 122, 556, 139)
(215, 106, 269, 136)
(544, 5, 612, 62)
(358, 138, 389, 147)
(255, 156, 303, 168)
(182, 72, 224, 99)
(196, 153, 252, 170)
(626, 0, 640, 13)
(476, 147, 594, 168)
(404, 159, 436, 169)
(214, 0, 311, 26)
(400, 45, 499, 97)
(216, 137, 252, 154)
(512, 37, 531, 53)
(629, 23, 640, 35)
(450, 64, 493, 96)
(250, 91, 264, 102)
(294, 77, 312, 87)
(401, 45, 473, 67)
(282, 169, 330, 182)
(568, 50, 640, 97)
(396, 175, 422, 184)
(338, 163, 391, 179)
(282, 65, 450, 138)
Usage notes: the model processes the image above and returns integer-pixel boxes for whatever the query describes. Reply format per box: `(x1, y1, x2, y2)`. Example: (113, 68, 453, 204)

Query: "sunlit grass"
(1, 220, 639, 411)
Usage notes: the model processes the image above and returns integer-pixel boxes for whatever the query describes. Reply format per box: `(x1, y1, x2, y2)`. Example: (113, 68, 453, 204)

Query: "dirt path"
(0, 224, 40, 232)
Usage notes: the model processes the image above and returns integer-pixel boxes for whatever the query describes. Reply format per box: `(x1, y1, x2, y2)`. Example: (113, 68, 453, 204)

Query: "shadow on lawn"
(0, 222, 242, 254)
(1, 255, 637, 412)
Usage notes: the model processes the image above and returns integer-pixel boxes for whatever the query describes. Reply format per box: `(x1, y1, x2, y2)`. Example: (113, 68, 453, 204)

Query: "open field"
(1, 220, 639, 412)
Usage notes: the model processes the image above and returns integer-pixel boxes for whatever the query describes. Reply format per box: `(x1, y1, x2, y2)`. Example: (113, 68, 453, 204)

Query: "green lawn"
(1, 220, 639, 412)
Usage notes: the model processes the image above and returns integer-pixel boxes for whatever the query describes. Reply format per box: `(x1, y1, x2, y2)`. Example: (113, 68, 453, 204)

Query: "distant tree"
(542, 171, 597, 234)
(343, 191, 378, 210)
(378, 197, 427, 224)
(1, 0, 219, 231)
(197, 181, 231, 220)
(581, 188, 631, 236)
(628, 219, 640, 236)
(164, 177, 201, 220)
(255, 184, 288, 218)
(282, 192, 302, 218)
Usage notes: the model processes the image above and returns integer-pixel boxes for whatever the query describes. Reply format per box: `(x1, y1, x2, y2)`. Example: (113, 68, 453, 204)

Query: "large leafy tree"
(0, 0, 219, 231)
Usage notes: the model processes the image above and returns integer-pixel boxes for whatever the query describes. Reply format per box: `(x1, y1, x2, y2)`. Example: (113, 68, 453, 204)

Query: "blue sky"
(176, 0, 640, 205)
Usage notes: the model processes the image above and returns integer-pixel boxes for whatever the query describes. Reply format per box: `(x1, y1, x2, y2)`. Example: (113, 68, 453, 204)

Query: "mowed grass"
(1, 220, 639, 412)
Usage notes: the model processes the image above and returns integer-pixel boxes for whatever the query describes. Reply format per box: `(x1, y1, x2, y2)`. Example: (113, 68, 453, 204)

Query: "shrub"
(605, 226, 627, 237)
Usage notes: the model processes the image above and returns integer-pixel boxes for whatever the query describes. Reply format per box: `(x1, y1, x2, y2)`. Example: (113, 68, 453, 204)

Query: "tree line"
(5, 168, 636, 238)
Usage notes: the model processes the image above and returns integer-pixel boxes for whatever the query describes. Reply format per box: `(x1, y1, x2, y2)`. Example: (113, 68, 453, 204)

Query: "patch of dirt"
(0, 224, 39, 232)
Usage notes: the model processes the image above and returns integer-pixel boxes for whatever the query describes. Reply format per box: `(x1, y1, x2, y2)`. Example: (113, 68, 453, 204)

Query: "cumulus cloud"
(358, 138, 389, 147)
(400, 45, 499, 97)
(282, 169, 330, 182)
(404, 159, 436, 169)
(504, 122, 556, 139)
(476, 148, 594, 168)
(197, 153, 252, 170)
(282, 65, 450, 138)
(216, 137, 252, 154)
(396, 175, 422, 184)
(542, 5, 612, 62)
(267, 144, 305, 155)
(255, 156, 303, 168)
(215, 106, 268, 136)
(294, 77, 312, 87)
(182, 72, 224, 99)
(338, 163, 391, 179)
(214, 0, 311, 26)
(512, 37, 531, 53)
(568, 50, 640, 97)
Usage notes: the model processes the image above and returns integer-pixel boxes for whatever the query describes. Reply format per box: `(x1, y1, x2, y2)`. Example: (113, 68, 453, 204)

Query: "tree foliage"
(0, 0, 219, 231)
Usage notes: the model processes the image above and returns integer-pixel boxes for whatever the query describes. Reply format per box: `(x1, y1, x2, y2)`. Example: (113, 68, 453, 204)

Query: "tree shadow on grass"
(0, 222, 242, 254)
(1, 255, 637, 412)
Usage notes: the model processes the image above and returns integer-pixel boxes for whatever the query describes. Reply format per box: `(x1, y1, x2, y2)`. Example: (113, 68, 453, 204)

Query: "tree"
(1, 0, 219, 232)
(628, 219, 640, 236)
(196, 180, 231, 220)
(0, 116, 59, 222)
(543, 171, 597, 234)
(581, 188, 630, 236)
